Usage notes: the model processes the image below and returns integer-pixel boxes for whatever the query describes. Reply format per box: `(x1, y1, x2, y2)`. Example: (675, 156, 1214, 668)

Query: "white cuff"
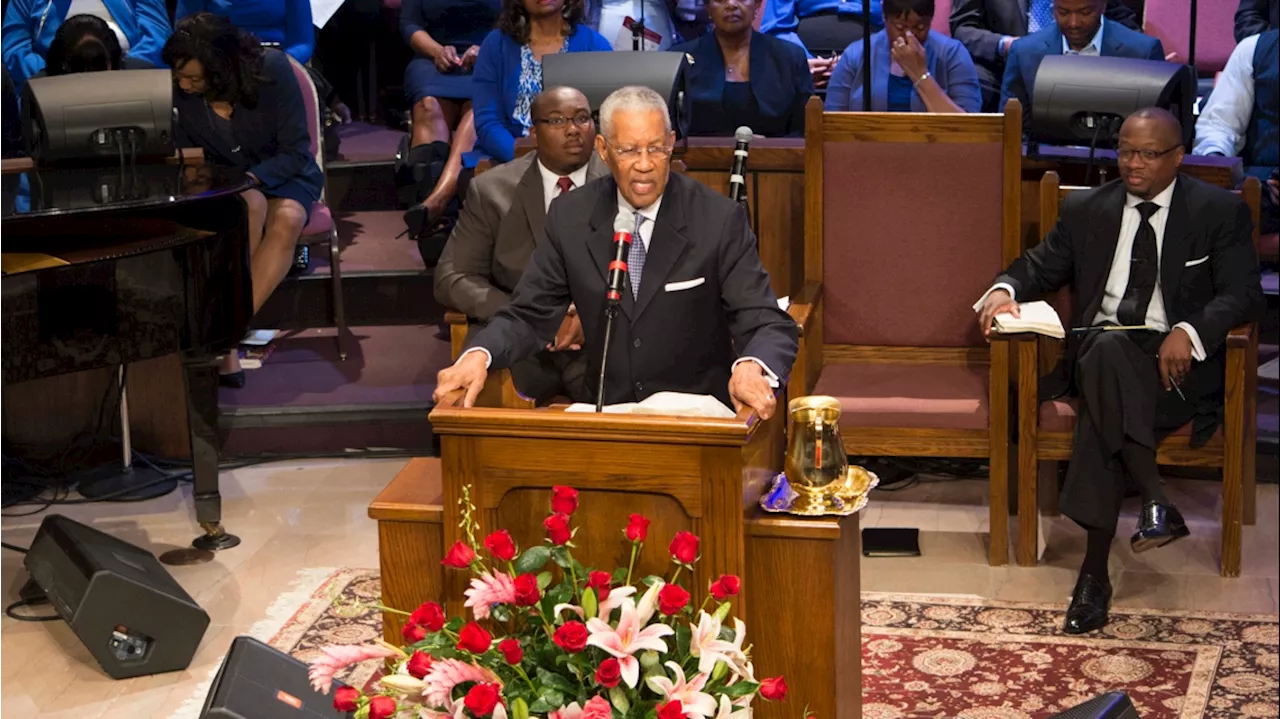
(1172, 322, 1207, 362)
(733, 357, 780, 389)
(460, 347, 493, 369)
(973, 283, 1017, 312)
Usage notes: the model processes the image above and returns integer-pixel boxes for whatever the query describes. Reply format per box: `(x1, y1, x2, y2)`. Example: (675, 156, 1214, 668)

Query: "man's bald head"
(1117, 107, 1184, 200)
(531, 86, 589, 119)
(1122, 107, 1183, 147)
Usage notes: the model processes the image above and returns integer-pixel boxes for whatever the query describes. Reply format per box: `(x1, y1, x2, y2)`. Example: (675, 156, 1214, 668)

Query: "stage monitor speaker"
(22, 514, 210, 679)
(1049, 692, 1141, 718)
(20, 68, 174, 164)
(542, 51, 689, 137)
(200, 636, 350, 719)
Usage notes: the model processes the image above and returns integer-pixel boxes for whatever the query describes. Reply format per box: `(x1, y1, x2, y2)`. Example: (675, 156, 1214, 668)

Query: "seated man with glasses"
(435, 85, 797, 417)
(974, 108, 1263, 635)
(434, 86, 609, 404)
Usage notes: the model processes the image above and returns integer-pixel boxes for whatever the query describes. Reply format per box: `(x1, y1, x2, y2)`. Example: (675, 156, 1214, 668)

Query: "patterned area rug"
(268, 570, 1279, 719)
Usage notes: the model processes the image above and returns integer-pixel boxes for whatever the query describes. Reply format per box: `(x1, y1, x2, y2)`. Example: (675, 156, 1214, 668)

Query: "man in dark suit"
(434, 87, 610, 403)
(1235, 0, 1279, 41)
(999, 0, 1164, 133)
(950, 0, 1138, 112)
(976, 108, 1264, 634)
(434, 85, 797, 416)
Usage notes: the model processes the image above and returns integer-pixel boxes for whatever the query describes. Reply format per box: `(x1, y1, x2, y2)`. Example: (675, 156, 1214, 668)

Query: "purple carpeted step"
(334, 122, 403, 164)
(302, 210, 424, 274)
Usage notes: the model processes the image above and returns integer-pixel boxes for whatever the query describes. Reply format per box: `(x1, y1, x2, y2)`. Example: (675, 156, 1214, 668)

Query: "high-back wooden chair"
(1010, 171, 1261, 576)
(788, 98, 1025, 565)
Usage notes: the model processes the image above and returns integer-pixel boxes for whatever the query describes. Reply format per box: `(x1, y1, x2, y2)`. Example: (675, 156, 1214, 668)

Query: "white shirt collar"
(537, 159, 591, 208)
(1062, 16, 1105, 55)
(616, 190, 663, 226)
(1126, 177, 1176, 211)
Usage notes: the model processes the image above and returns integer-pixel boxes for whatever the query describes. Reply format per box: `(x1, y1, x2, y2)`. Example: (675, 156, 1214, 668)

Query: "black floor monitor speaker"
(22, 514, 209, 679)
(1050, 692, 1142, 718)
(201, 636, 350, 719)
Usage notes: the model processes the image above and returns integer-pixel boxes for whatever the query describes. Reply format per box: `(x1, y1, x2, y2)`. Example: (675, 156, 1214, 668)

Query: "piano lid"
(2, 163, 249, 221)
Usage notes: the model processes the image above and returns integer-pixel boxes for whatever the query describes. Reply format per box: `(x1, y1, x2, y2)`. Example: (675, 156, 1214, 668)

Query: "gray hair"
(599, 85, 671, 141)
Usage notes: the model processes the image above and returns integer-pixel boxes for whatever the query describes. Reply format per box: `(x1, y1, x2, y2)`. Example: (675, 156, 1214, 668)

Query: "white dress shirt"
(975, 179, 1206, 361)
(538, 160, 591, 214)
(1192, 33, 1259, 159)
(1062, 17, 1104, 56)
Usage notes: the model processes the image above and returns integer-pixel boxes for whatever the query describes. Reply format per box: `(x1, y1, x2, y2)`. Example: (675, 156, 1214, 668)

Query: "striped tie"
(627, 214, 647, 299)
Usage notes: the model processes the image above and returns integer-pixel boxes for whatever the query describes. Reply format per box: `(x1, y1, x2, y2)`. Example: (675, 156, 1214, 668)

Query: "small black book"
(862, 527, 921, 557)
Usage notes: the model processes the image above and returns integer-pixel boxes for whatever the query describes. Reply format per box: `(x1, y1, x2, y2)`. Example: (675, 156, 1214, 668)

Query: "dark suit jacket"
(1235, 0, 1280, 41)
(468, 171, 799, 408)
(950, 0, 1138, 110)
(434, 151, 611, 321)
(1000, 22, 1165, 133)
(671, 31, 813, 138)
(995, 175, 1264, 409)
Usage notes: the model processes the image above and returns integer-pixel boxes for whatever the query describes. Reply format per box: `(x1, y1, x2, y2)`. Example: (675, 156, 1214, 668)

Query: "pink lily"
(688, 611, 742, 675)
(646, 661, 717, 719)
(585, 592, 674, 688)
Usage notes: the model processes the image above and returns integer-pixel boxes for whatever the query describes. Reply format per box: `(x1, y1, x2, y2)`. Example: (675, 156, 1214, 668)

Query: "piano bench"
(367, 458, 444, 644)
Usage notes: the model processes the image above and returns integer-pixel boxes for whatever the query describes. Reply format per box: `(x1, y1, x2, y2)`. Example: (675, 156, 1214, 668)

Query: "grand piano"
(2, 157, 253, 551)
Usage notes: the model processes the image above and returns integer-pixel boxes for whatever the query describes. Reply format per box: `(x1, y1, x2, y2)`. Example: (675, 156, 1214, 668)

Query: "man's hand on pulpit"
(434, 350, 489, 407)
(729, 362, 777, 420)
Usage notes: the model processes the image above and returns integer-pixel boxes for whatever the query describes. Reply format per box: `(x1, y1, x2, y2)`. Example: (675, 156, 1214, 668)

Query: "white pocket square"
(664, 277, 706, 292)
(1184, 255, 1209, 267)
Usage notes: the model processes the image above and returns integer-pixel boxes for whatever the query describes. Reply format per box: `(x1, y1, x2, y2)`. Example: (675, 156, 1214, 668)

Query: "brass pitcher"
(785, 396, 848, 514)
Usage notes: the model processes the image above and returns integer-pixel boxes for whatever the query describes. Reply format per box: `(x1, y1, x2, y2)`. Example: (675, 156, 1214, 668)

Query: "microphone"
(728, 126, 752, 204)
(607, 211, 634, 304)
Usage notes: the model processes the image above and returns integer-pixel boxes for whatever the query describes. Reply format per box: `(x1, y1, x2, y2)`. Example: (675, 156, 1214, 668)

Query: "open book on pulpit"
(562, 391, 736, 418)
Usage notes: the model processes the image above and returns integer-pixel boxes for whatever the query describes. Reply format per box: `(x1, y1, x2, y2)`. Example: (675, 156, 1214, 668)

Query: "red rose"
(409, 601, 446, 632)
(332, 686, 361, 712)
(595, 657, 622, 688)
(668, 532, 700, 564)
(658, 583, 690, 615)
(464, 683, 501, 717)
(401, 621, 427, 643)
(552, 620, 589, 653)
(624, 513, 650, 543)
(759, 676, 788, 701)
(586, 570, 612, 601)
(498, 637, 523, 665)
(709, 574, 741, 601)
(457, 621, 493, 654)
(369, 696, 397, 719)
(483, 530, 517, 562)
(405, 650, 434, 679)
(544, 513, 572, 546)
(513, 573, 541, 606)
(657, 700, 685, 719)
(551, 485, 579, 515)
(442, 540, 477, 569)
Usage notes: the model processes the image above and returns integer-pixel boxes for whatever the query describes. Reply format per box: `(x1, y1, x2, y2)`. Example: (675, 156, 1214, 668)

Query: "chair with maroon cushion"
(931, 0, 952, 36)
(788, 97, 1025, 565)
(1007, 171, 1261, 577)
(1143, 0, 1237, 73)
(285, 54, 351, 360)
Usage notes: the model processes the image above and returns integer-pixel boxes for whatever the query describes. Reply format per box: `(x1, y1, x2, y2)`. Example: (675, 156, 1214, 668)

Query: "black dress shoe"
(1131, 501, 1190, 553)
(1063, 573, 1112, 635)
(218, 370, 246, 389)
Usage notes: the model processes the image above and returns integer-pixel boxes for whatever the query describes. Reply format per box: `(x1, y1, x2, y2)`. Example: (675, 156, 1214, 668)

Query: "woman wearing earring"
(471, 0, 612, 165)
(672, 0, 813, 137)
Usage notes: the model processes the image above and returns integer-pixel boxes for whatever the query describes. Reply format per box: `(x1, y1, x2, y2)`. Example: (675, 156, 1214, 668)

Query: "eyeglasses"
(609, 144, 673, 161)
(533, 113, 594, 129)
(1117, 145, 1180, 163)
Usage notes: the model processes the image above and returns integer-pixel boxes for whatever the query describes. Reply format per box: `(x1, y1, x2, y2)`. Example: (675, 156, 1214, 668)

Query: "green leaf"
(492, 604, 512, 623)
(536, 668, 577, 693)
(710, 659, 729, 683)
(609, 686, 632, 714)
(537, 571, 554, 590)
(720, 680, 760, 698)
(551, 546, 573, 569)
(610, 567, 629, 584)
(446, 616, 465, 632)
(539, 688, 566, 709)
(529, 699, 554, 714)
(714, 601, 732, 623)
(675, 623, 692, 658)
(516, 546, 552, 575)
(641, 575, 663, 587)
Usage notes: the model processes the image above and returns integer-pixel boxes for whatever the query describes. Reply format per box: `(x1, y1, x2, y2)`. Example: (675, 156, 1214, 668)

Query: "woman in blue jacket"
(471, 0, 612, 164)
(2, 0, 169, 89)
(174, 0, 314, 64)
(672, 0, 813, 137)
(824, 0, 979, 112)
(165, 13, 323, 386)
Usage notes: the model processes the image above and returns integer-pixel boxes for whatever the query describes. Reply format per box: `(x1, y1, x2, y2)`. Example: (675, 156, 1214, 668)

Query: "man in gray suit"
(434, 87, 609, 403)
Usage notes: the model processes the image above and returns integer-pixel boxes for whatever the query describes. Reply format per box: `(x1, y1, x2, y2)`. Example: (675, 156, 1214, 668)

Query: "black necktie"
(1116, 201, 1161, 327)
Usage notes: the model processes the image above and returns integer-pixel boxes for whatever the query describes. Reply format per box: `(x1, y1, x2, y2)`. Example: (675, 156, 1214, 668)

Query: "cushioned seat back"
(1144, 0, 1236, 73)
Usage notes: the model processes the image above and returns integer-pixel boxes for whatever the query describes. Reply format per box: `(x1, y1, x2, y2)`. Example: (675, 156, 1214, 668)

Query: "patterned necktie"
(1116, 202, 1161, 327)
(556, 176, 574, 196)
(1027, 0, 1054, 34)
(627, 214, 647, 299)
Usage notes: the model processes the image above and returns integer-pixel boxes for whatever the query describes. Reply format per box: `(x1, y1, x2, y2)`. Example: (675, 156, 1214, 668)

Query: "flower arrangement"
(310, 486, 789, 719)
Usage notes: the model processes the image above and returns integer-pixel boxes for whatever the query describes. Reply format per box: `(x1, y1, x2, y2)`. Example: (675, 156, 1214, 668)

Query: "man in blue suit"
(999, 0, 1164, 134)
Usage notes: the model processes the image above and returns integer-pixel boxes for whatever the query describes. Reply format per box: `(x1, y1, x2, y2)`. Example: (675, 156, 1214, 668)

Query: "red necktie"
(556, 176, 574, 195)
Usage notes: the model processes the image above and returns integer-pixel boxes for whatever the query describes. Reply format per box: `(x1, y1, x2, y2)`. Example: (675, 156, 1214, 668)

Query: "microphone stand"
(1187, 0, 1197, 69)
(632, 0, 648, 50)
(861, 0, 871, 111)
(595, 303, 620, 412)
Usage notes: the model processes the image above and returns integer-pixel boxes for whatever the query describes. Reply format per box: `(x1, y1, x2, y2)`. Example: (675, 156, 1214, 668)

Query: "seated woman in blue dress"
(471, 0, 612, 164)
(164, 13, 323, 386)
(399, 0, 501, 240)
(824, 0, 980, 113)
(672, 0, 813, 137)
(2, 0, 169, 90)
(175, 0, 314, 64)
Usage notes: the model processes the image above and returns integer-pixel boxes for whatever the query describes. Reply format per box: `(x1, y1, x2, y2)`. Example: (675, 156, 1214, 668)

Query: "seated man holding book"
(974, 108, 1263, 635)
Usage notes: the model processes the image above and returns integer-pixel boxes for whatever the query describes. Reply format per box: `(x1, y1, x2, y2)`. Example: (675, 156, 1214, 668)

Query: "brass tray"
(759, 465, 879, 517)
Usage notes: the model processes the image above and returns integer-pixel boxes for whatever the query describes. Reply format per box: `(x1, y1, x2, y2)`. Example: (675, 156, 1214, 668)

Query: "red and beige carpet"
(266, 569, 1279, 719)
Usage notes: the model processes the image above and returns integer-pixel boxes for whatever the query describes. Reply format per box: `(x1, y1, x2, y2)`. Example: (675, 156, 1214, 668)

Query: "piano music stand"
(75, 367, 177, 501)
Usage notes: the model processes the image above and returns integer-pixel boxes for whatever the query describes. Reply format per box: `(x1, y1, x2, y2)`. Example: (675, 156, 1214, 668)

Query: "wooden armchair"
(442, 309, 536, 409)
(1010, 172, 1261, 576)
(787, 98, 1025, 565)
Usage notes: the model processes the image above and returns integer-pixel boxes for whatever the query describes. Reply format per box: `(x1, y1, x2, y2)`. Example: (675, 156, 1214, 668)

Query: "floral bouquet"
(309, 486, 788, 719)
